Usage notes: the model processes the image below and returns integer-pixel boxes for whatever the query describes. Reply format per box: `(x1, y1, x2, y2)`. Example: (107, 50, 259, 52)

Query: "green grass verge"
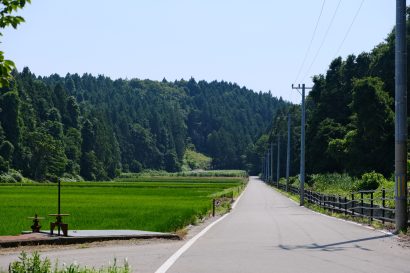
(0, 177, 245, 235)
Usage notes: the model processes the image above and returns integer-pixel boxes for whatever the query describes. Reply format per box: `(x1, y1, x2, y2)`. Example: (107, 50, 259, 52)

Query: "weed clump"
(7, 252, 130, 273)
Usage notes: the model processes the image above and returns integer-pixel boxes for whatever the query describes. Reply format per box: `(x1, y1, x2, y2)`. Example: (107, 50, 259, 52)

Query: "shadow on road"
(278, 234, 393, 252)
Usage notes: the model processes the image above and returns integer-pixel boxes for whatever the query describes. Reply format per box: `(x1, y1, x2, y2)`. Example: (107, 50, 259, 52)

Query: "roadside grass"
(5, 252, 130, 273)
(0, 177, 246, 236)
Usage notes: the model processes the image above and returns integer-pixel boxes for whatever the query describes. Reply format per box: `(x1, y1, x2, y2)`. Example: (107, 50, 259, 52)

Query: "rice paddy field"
(0, 177, 246, 235)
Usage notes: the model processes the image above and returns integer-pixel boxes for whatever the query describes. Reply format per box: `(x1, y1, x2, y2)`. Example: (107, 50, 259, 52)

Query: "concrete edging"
(0, 233, 180, 248)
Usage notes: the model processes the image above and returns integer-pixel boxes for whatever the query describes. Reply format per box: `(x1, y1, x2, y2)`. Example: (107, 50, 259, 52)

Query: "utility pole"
(286, 113, 291, 192)
(262, 155, 265, 181)
(264, 153, 266, 181)
(270, 142, 274, 183)
(395, 0, 408, 233)
(267, 150, 270, 182)
(266, 152, 269, 182)
(292, 84, 312, 206)
(264, 153, 267, 181)
(276, 134, 280, 187)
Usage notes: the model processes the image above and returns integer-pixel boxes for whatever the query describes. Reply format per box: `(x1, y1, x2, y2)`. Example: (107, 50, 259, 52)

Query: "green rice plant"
(0, 177, 244, 235)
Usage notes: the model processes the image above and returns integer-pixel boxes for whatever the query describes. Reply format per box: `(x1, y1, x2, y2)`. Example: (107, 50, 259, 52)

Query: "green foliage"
(0, 140, 14, 162)
(0, 0, 31, 88)
(309, 173, 359, 195)
(288, 175, 300, 187)
(25, 130, 67, 181)
(0, 91, 21, 147)
(356, 171, 386, 191)
(347, 77, 394, 175)
(9, 252, 51, 273)
(182, 148, 212, 171)
(8, 252, 130, 273)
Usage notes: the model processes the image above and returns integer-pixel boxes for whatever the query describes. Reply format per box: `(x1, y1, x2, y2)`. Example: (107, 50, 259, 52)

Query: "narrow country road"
(164, 176, 410, 273)
(1, 177, 410, 273)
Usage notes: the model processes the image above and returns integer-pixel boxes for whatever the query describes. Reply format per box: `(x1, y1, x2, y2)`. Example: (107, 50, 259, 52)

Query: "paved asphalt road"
(1, 176, 410, 273)
(166, 177, 410, 273)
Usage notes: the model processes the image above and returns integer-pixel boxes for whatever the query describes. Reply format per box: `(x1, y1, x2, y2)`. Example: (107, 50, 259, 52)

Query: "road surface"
(164, 177, 410, 273)
(1, 177, 409, 273)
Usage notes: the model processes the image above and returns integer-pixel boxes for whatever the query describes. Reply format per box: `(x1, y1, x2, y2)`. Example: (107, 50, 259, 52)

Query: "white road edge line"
(154, 184, 247, 273)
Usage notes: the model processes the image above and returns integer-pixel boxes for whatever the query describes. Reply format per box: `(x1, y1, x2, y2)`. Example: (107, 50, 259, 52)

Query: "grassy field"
(0, 177, 245, 236)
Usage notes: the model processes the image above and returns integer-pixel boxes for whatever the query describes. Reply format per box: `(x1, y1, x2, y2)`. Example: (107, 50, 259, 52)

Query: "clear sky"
(5, 0, 396, 103)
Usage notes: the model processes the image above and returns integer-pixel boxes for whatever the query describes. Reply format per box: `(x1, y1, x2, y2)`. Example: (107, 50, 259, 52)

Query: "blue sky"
(5, 0, 396, 103)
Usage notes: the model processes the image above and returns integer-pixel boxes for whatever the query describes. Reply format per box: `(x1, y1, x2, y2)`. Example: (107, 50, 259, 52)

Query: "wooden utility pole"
(395, 0, 408, 233)
(292, 84, 312, 206)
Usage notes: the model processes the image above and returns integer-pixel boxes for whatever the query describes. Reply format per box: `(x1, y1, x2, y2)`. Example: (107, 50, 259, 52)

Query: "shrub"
(288, 175, 300, 187)
(9, 169, 23, 182)
(61, 173, 84, 182)
(356, 171, 386, 191)
(0, 173, 16, 183)
(309, 173, 358, 195)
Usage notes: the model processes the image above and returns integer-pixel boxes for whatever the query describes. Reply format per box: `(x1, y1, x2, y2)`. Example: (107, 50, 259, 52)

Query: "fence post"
(323, 194, 326, 210)
(331, 195, 334, 213)
(212, 199, 216, 217)
(344, 196, 347, 216)
(360, 192, 364, 217)
(351, 193, 355, 216)
(382, 188, 386, 224)
(338, 195, 341, 212)
(370, 192, 374, 223)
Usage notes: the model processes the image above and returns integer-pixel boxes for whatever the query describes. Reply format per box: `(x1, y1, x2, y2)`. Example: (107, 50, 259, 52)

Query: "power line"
(333, 0, 365, 58)
(302, 0, 342, 81)
(294, 0, 326, 83)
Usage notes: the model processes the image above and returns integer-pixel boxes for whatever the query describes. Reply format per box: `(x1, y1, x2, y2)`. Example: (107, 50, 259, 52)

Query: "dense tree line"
(0, 70, 284, 181)
(262, 9, 410, 179)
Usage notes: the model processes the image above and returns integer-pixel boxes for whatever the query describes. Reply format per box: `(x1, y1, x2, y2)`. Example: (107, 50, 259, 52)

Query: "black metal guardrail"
(269, 181, 410, 224)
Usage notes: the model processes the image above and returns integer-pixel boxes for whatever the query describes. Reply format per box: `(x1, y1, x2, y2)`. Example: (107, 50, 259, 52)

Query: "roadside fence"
(269, 181, 410, 224)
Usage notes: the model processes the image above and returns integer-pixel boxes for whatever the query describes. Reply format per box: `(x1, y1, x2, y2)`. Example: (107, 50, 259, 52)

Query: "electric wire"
(302, 0, 342, 81)
(294, 0, 326, 84)
(333, 0, 365, 58)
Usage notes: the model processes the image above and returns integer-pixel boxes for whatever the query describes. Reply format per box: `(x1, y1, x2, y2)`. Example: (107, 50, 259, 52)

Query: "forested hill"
(0, 69, 285, 181)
